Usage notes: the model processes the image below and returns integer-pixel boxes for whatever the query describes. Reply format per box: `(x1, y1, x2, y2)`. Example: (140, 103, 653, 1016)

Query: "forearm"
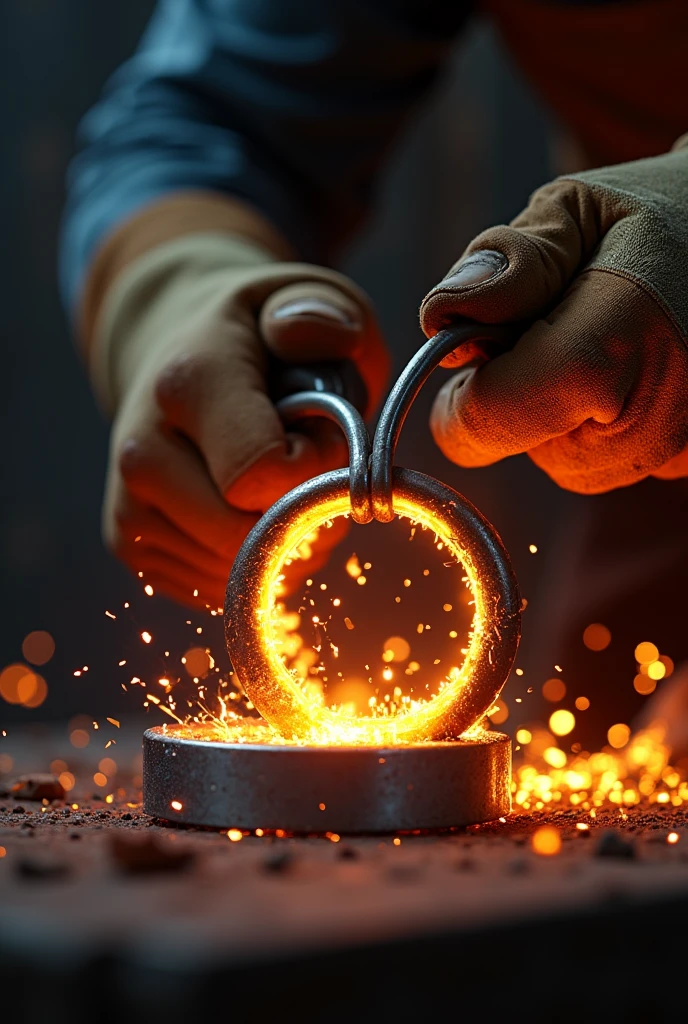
(77, 188, 295, 411)
(61, 0, 461, 333)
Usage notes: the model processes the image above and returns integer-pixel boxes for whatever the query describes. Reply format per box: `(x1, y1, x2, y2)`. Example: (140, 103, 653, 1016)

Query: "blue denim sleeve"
(60, 0, 469, 316)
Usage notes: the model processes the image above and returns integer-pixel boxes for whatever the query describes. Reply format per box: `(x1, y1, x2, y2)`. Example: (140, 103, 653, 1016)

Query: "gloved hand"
(420, 137, 688, 493)
(85, 199, 388, 608)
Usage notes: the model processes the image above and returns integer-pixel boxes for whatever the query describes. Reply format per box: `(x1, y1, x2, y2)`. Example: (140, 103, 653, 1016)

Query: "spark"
(345, 555, 362, 579)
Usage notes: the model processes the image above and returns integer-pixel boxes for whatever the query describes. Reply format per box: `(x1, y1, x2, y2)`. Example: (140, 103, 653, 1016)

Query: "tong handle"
(267, 357, 368, 415)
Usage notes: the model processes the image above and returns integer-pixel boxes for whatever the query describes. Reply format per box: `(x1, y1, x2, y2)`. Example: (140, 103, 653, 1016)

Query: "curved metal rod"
(370, 323, 516, 522)
(277, 391, 373, 524)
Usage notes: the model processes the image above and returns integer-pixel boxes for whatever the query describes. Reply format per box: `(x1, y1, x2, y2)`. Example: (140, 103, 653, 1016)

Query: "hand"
(102, 248, 389, 608)
(420, 141, 688, 493)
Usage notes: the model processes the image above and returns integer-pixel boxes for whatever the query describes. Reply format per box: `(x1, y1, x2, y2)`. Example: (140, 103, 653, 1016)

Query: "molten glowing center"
(254, 494, 485, 745)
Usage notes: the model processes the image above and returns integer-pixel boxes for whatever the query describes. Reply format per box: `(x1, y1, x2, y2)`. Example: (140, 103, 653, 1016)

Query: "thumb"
(260, 279, 389, 414)
(420, 179, 601, 340)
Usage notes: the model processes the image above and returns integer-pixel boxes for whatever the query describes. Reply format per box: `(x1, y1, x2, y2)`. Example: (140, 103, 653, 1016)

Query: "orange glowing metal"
(223, 322, 522, 748)
(225, 473, 520, 745)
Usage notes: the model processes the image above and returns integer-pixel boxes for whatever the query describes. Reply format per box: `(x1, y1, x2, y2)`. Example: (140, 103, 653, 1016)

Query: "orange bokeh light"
(0, 663, 47, 707)
(582, 623, 611, 652)
(182, 647, 214, 679)
(532, 826, 561, 856)
(70, 729, 90, 749)
(542, 678, 566, 703)
(21, 630, 55, 666)
(607, 723, 631, 749)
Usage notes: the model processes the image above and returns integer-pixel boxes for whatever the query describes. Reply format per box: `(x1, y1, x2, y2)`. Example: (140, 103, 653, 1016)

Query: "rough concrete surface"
(1, 723, 686, 1023)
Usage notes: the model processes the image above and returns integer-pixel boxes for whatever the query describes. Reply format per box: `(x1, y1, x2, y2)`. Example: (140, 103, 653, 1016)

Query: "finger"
(419, 178, 600, 354)
(123, 547, 227, 609)
(429, 273, 630, 468)
(105, 491, 235, 580)
(154, 326, 348, 513)
(225, 421, 349, 513)
(261, 279, 390, 415)
(110, 417, 258, 555)
(652, 448, 688, 480)
(139, 567, 226, 610)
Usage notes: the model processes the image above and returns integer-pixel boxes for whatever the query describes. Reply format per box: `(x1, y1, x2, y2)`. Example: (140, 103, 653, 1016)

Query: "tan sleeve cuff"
(672, 133, 688, 152)
(92, 231, 290, 415)
(79, 190, 295, 356)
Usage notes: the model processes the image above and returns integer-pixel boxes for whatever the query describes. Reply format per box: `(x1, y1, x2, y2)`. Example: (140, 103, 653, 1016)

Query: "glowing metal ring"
(225, 467, 520, 744)
(370, 323, 516, 522)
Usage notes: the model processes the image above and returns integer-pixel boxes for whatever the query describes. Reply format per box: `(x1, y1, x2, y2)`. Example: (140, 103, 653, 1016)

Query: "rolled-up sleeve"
(61, 0, 469, 316)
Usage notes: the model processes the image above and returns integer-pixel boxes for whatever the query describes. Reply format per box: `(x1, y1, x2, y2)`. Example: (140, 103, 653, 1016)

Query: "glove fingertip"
(429, 373, 496, 468)
(260, 283, 366, 362)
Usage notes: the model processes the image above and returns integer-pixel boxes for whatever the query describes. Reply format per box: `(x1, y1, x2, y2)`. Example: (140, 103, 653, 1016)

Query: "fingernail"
(270, 298, 358, 327)
(441, 250, 507, 290)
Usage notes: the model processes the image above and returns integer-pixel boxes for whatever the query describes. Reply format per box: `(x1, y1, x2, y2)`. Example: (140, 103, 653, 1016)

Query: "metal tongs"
(225, 322, 521, 743)
(271, 321, 514, 523)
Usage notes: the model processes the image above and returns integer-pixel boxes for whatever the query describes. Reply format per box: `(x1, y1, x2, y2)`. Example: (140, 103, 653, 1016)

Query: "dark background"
(4, 2, 676, 745)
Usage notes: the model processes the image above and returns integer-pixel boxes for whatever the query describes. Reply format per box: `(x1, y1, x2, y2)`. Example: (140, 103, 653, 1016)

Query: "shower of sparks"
(1, 520, 686, 822)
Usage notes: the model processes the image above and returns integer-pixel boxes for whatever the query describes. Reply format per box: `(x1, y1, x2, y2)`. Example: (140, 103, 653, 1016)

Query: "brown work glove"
(420, 137, 688, 493)
(83, 195, 389, 608)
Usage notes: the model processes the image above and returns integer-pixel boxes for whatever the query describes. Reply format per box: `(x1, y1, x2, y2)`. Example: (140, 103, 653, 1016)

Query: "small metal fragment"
(10, 774, 65, 802)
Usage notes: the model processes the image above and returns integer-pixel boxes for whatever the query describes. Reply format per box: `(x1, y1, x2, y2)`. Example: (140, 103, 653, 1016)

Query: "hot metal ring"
(225, 467, 520, 744)
(370, 322, 515, 522)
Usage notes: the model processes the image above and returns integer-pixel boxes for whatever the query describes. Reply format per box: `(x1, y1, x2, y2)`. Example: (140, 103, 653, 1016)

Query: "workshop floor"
(1, 721, 686, 1024)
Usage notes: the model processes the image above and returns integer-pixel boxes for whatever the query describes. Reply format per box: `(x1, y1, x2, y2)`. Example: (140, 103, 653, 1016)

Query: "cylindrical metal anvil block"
(143, 724, 511, 833)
